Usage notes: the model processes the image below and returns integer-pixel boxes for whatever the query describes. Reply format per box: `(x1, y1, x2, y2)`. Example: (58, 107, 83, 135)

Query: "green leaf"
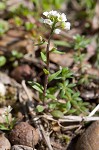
(73, 34, 90, 50)
(25, 22, 34, 31)
(40, 52, 46, 62)
(52, 50, 64, 54)
(48, 70, 61, 82)
(32, 85, 43, 93)
(36, 105, 44, 112)
(51, 110, 64, 118)
(49, 102, 57, 109)
(43, 68, 49, 75)
(61, 67, 73, 79)
(46, 94, 57, 100)
(0, 124, 9, 130)
(47, 87, 57, 94)
(68, 109, 77, 114)
(28, 81, 43, 93)
(50, 48, 65, 54)
(14, 16, 23, 27)
(68, 83, 76, 88)
(11, 50, 23, 59)
(66, 101, 71, 110)
(0, 20, 9, 36)
(0, 56, 6, 67)
(53, 40, 71, 47)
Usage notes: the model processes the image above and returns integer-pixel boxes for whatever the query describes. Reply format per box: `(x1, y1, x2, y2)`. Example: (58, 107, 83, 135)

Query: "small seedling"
(73, 34, 90, 72)
(0, 106, 16, 130)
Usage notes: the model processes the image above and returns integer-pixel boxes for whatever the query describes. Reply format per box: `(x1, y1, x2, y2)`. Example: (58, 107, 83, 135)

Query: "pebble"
(75, 121, 99, 150)
(9, 122, 39, 148)
(0, 133, 11, 150)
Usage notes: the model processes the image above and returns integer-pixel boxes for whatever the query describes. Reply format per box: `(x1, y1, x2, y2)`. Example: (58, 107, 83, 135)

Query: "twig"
(88, 104, 99, 117)
(43, 114, 99, 122)
(22, 80, 33, 101)
(58, 122, 81, 130)
(39, 123, 53, 150)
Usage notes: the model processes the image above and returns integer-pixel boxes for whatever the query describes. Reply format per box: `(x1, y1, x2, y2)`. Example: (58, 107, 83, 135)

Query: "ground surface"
(0, 0, 99, 150)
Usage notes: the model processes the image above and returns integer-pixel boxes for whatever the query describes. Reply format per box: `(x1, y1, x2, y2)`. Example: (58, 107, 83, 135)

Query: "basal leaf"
(36, 105, 44, 112)
(48, 70, 61, 82)
(51, 110, 64, 118)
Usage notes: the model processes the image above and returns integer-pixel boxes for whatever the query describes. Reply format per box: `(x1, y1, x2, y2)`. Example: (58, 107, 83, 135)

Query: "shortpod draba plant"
(29, 10, 89, 117)
(41, 10, 70, 102)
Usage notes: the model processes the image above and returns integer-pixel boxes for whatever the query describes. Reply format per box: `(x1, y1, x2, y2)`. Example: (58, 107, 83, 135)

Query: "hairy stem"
(43, 29, 54, 104)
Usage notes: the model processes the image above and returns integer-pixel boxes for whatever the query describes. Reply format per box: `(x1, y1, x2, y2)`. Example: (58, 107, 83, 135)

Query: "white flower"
(43, 11, 49, 17)
(7, 105, 12, 113)
(43, 10, 60, 19)
(43, 19, 53, 25)
(42, 10, 71, 31)
(0, 82, 6, 96)
(59, 13, 67, 22)
(4, 105, 12, 114)
(54, 29, 61, 34)
(48, 10, 60, 18)
(64, 22, 71, 30)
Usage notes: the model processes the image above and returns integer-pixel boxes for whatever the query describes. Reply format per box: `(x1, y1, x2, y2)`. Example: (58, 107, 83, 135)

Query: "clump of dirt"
(9, 122, 39, 148)
(0, 132, 11, 150)
(75, 121, 99, 150)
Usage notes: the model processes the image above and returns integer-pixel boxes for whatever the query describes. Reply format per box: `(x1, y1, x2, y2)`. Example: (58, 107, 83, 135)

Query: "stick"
(43, 114, 99, 122)
(88, 104, 99, 117)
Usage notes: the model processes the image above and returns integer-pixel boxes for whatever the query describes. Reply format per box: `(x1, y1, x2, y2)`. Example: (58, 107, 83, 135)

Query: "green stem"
(43, 27, 54, 105)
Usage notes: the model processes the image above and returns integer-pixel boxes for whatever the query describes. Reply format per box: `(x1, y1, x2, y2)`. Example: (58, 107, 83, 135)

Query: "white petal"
(8, 105, 12, 112)
(54, 29, 61, 34)
(6, 106, 12, 114)
(64, 22, 71, 30)
(49, 10, 60, 18)
(0, 82, 6, 96)
(43, 19, 53, 25)
(61, 13, 67, 22)
(43, 11, 49, 17)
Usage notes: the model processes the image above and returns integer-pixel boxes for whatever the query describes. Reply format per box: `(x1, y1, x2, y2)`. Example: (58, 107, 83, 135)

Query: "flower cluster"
(2, 105, 12, 118)
(42, 10, 70, 34)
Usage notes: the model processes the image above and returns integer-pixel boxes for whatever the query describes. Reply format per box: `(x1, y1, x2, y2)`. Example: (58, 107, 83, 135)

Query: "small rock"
(9, 122, 39, 147)
(0, 133, 11, 150)
(75, 121, 99, 150)
(11, 145, 33, 150)
(81, 90, 95, 100)
(11, 65, 33, 82)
